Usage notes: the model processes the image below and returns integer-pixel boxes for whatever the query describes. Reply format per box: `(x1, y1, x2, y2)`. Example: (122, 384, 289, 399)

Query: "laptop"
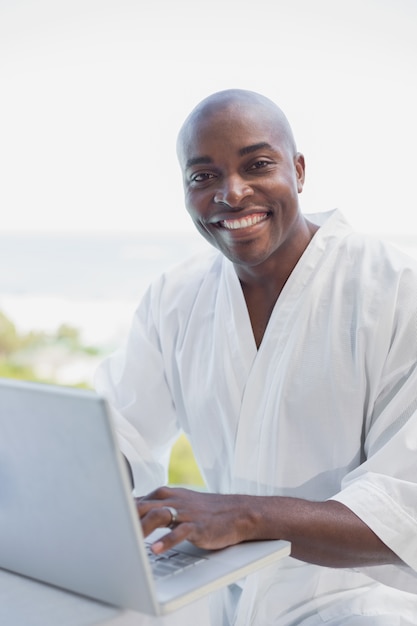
(0, 378, 290, 616)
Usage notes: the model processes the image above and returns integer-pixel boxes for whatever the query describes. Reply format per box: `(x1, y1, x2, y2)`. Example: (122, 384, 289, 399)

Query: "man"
(95, 89, 417, 624)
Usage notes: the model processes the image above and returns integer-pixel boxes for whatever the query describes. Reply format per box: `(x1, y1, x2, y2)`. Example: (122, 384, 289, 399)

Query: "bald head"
(177, 89, 297, 164)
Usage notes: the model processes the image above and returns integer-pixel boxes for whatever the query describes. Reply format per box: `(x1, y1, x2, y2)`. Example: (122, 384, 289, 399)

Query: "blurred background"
(1, 0, 416, 484)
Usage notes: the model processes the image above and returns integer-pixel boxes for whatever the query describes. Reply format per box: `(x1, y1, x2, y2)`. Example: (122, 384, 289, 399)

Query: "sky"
(1, 0, 417, 235)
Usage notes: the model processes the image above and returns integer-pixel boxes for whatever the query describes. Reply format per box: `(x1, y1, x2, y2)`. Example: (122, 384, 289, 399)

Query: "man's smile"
(216, 212, 270, 231)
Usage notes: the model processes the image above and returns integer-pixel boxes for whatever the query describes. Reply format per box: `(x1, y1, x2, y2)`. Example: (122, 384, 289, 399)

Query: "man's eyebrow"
(239, 142, 274, 157)
(185, 142, 275, 168)
(185, 156, 213, 168)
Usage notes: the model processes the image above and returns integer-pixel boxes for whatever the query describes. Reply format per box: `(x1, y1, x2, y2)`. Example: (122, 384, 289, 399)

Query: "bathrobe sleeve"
(94, 281, 180, 495)
(330, 262, 417, 590)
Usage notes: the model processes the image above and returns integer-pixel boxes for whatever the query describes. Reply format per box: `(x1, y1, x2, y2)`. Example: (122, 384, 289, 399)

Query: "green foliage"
(0, 309, 96, 387)
(56, 323, 81, 345)
(0, 311, 20, 356)
(0, 361, 38, 380)
(168, 434, 205, 488)
(0, 311, 49, 357)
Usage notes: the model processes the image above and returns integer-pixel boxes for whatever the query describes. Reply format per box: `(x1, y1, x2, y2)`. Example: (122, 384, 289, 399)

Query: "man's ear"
(294, 152, 305, 193)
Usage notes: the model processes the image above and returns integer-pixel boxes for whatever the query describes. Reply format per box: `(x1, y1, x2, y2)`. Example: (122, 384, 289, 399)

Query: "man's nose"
(213, 175, 253, 208)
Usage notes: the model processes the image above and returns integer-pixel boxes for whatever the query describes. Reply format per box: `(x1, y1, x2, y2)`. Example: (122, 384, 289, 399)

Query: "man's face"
(178, 103, 305, 273)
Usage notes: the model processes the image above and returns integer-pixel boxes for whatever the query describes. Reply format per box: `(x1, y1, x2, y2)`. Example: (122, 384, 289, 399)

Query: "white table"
(0, 568, 211, 626)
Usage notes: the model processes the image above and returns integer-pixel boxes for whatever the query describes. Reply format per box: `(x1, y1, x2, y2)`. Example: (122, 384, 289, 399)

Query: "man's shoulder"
(164, 246, 221, 282)
(149, 247, 223, 305)
(317, 210, 417, 278)
(345, 230, 417, 276)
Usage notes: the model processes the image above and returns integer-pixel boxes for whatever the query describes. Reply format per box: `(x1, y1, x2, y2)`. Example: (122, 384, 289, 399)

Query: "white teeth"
(220, 214, 267, 230)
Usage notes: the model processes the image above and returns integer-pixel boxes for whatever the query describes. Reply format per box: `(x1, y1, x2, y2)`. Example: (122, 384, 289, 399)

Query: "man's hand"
(135, 486, 259, 554)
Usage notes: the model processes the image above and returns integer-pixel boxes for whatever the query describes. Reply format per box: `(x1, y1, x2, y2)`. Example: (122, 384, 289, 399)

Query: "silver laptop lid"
(0, 378, 159, 615)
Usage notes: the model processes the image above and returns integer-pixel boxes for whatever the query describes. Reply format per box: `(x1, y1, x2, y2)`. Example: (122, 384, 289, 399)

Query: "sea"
(2, 229, 417, 353)
(0, 231, 209, 351)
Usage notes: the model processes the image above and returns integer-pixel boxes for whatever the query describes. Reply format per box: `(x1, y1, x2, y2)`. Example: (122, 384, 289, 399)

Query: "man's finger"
(139, 505, 175, 536)
(150, 522, 193, 554)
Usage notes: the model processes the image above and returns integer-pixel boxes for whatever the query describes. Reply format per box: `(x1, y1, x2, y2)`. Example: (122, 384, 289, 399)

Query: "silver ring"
(162, 506, 178, 528)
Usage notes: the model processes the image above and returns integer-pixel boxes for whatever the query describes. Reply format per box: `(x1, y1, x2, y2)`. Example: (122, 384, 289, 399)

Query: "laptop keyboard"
(145, 542, 207, 580)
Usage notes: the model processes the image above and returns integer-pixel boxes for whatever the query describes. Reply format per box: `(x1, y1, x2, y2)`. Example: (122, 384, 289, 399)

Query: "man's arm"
(136, 486, 400, 568)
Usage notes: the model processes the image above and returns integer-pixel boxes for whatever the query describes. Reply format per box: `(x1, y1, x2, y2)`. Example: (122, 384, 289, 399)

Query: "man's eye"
(190, 172, 215, 183)
(249, 160, 270, 170)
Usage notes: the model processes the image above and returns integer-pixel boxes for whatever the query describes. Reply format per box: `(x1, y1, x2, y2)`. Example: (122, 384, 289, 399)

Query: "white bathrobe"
(95, 210, 417, 624)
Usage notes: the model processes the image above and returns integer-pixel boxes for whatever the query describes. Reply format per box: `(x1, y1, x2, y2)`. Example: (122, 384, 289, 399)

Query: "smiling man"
(176, 90, 319, 348)
(96, 90, 417, 624)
